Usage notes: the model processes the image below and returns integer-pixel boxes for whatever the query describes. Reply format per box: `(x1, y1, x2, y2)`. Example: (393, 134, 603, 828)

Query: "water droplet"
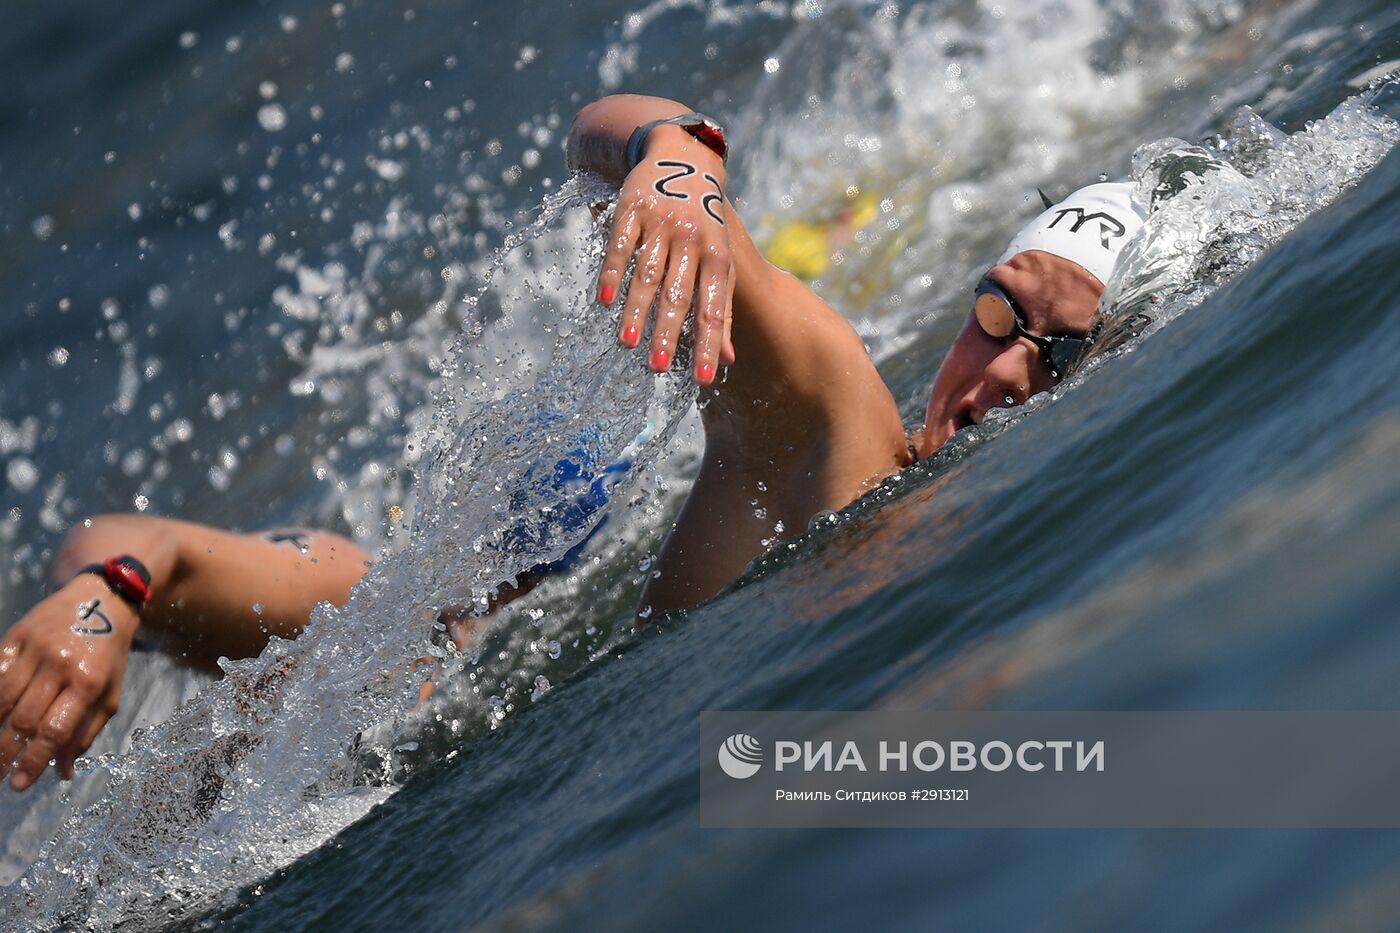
(5, 458, 39, 493)
(371, 159, 403, 182)
(257, 104, 287, 132)
(170, 418, 194, 443)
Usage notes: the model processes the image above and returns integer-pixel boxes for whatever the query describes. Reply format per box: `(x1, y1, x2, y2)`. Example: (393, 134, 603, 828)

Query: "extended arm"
(0, 514, 371, 790)
(568, 95, 911, 615)
(51, 514, 371, 664)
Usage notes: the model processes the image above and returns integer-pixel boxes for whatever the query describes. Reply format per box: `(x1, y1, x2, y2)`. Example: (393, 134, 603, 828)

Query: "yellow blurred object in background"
(763, 192, 880, 280)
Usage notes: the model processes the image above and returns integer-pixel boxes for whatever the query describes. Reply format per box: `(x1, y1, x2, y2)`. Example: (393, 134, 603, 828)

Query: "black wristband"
(625, 112, 728, 170)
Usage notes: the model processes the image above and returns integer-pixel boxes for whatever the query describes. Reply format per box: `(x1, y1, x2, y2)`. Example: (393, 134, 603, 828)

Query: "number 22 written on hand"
(652, 160, 725, 225)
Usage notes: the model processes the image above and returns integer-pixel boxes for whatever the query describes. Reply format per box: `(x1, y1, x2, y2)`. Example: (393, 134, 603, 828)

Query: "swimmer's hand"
(595, 125, 737, 385)
(0, 576, 135, 791)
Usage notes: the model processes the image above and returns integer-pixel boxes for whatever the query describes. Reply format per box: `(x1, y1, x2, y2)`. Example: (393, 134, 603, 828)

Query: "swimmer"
(0, 94, 1146, 792)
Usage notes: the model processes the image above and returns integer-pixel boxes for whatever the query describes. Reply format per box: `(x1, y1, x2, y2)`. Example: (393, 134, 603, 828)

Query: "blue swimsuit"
(500, 420, 648, 580)
(515, 442, 634, 577)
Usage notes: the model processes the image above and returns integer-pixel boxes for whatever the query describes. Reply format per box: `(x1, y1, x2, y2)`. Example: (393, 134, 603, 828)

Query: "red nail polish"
(621, 325, 639, 348)
(599, 284, 616, 305)
(697, 362, 715, 384)
(651, 349, 671, 371)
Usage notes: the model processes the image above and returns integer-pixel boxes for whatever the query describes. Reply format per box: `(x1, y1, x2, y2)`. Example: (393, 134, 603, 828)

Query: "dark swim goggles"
(973, 279, 1091, 379)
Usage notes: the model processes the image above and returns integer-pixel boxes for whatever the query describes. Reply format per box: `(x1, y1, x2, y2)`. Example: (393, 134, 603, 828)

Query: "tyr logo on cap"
(1047, 207, 1127, 249)
(994, 182, 1148, 285)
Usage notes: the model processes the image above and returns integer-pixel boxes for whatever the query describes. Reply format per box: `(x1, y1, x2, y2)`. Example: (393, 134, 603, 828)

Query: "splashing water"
(1, 175, 696, 929)
(1104, 97, 1400, 329)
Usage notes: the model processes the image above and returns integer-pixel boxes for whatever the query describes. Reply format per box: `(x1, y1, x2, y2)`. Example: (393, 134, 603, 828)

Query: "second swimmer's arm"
(49, 514, 372, 667)
(0, 514, 373, 790)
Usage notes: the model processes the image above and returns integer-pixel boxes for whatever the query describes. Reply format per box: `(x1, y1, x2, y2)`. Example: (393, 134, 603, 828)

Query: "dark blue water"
(3, 0, 1400, 930)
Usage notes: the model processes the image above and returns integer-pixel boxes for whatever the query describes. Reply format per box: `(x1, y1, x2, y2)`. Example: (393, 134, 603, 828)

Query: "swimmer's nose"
(982, 343, 1034, 407)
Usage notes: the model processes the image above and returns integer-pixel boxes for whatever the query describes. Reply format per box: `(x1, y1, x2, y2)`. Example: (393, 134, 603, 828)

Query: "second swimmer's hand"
(595, 126, 737, 385)
(0, 577, 136, 791)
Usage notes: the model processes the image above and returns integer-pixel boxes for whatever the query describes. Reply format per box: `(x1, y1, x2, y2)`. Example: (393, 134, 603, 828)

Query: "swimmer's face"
(916, 250, 1104, 458)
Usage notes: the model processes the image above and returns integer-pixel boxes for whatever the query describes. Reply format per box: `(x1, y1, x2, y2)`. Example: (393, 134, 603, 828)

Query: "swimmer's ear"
(589, 199, 614, 219)
(1037, 188, 1055, 211)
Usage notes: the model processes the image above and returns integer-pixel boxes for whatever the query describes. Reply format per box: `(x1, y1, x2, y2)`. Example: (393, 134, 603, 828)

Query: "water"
(2, 0, 1399, 929)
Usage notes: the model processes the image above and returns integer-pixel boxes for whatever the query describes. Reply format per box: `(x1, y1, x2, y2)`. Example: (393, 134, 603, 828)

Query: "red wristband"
(76, 556, 153, 607)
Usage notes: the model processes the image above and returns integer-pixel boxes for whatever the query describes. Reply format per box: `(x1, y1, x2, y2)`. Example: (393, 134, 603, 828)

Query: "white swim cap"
(995, 182, 1148, 286)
